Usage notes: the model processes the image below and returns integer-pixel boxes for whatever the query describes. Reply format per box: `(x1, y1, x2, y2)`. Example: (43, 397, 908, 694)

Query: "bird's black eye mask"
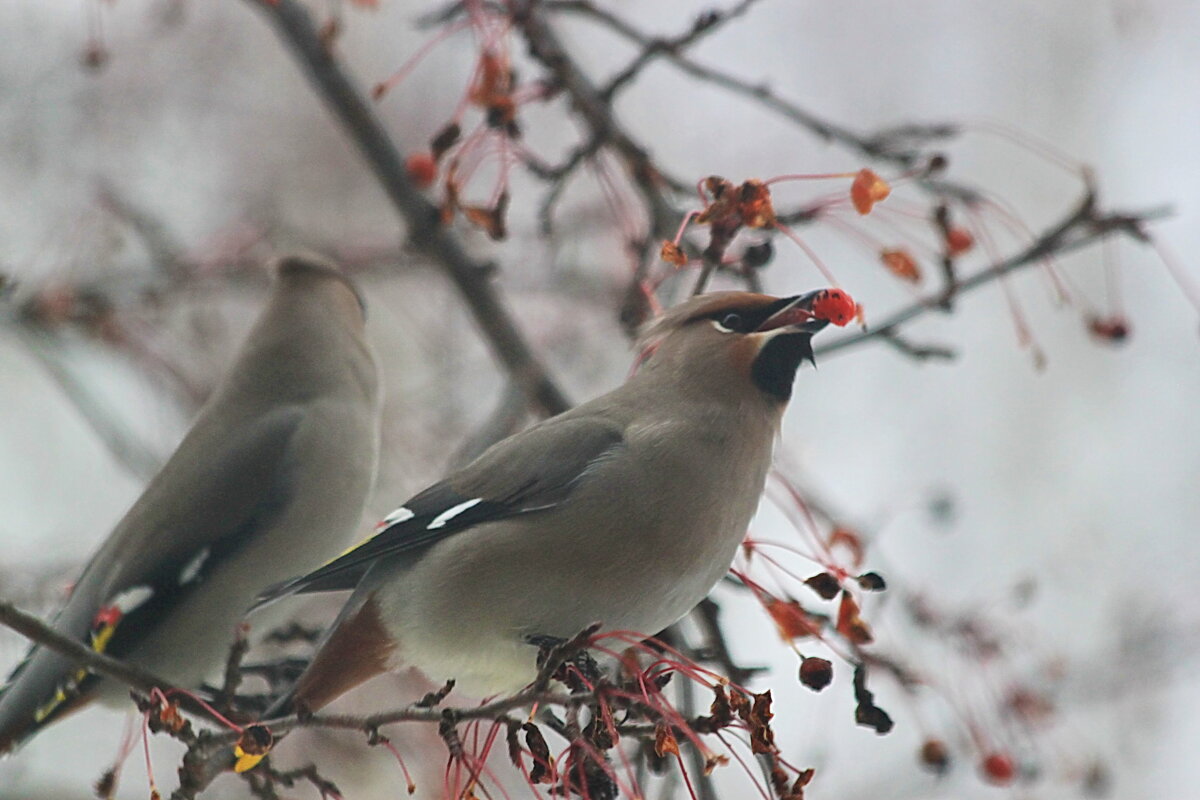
(702, 295, 800, 334)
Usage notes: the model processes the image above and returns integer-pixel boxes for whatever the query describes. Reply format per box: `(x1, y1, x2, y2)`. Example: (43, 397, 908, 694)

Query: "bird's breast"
(375, 413, 775, 695)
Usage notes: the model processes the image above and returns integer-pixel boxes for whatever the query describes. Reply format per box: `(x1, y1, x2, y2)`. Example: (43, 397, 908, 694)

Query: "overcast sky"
(2, 1, 1198, 798)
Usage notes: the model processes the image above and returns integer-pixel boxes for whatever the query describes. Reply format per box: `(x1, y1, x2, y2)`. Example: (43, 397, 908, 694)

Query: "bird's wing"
(0, 406, 304, 747)
(255, 415, 625, 605)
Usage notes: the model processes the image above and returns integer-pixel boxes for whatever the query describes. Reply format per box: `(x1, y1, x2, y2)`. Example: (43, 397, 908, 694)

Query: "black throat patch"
(751, 332, 815, 401)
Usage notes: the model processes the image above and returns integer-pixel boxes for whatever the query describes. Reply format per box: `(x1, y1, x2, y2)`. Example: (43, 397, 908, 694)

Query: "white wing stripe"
(427, 498, 483, 530)
(379, 506, 415, 529)
(178, 548, 210, 584)
(110, 585, 154, 614)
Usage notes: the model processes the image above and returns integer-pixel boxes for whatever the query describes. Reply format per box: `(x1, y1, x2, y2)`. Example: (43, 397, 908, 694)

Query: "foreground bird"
(258, 290, 834, 715)
(0, 255, 380, 752)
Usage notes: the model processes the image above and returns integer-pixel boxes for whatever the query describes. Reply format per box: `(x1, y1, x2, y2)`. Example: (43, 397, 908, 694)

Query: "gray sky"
(1, 1, 1198, 797)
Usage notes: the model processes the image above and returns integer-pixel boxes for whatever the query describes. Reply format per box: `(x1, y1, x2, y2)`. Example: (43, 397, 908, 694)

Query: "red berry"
(405, 152, 437, 189)
(1087, 315, 1130, 343)
(981, 752, 1016, 785)
(811, 289, 856, 327)
(945, 227, 974, 255)
(850, 168, 890, 215)
(880, 248, 921, 282)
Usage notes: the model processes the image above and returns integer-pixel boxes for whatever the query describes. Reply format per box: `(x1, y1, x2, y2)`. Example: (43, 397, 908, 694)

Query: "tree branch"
(243, 0, 571, 417)
(0, 601, 219, 723)
(510, 0, 684, 252)
(816, 193, 1172, 359)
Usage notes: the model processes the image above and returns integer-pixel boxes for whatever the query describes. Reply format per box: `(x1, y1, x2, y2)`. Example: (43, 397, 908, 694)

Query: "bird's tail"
(0, 642, 95, 755)
(254, 588, 392, 722)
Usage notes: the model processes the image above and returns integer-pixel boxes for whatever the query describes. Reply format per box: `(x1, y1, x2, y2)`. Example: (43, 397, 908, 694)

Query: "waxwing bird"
(258, 290, 832, 715)
(0, 255, 381, 752)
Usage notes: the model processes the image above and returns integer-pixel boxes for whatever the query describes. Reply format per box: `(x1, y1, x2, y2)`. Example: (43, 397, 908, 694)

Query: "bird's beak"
(755, 291, 830, 336)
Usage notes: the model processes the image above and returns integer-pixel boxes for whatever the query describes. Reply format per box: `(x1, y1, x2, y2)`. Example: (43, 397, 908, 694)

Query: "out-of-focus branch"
(244, 0, 571, 417)
(450, 381, 529, 467)
(816, 191, 1172, 358)
(549, 0, 950, 171)
(96, 180, 191, 281)
(878, 330, 956, 362)
(596, 0, 764, 103)
(510, 0, 683, 249)
(15, 327, 166, 481)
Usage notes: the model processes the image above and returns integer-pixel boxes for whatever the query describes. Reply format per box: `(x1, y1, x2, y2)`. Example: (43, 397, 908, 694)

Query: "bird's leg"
(527, 629, 604, 692)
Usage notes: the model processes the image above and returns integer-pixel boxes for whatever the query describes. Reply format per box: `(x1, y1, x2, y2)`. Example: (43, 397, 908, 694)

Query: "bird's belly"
(374, 472, 762, 696)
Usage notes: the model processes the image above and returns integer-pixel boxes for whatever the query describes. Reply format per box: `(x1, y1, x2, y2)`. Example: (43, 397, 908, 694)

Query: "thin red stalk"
(141, 710, 160, 799)
(601, 150, 647, 249)
(775, 220, 840, 284)
(373, 19, 473, 101)
(454, 123, 498, 185)
(672, 749, 702, 800)
(381, 738, 418, 794)
(870, 207, 946, 261)
(156, 686, 243, 733)
(1149, 237, 1200, 314)
(821, 212, 888, 252)
(565, 727, 641, 800)
(672, 208, 700, 247)
(763, 171, 858, 185)
(488, 134, 512, 206)
(732, 568, 855, 656)
(102, 713, 139, 800)
(765, 471, 837, 564)
(965, 205, 1041, 357)
(1103, 235, 1126, 317)
(742, 539, 826, 583)
(964, 118, 1084, 176)
(590, 153, 642, 254)
(977, 195, 1071, 303)
(712, 731, 772, 800)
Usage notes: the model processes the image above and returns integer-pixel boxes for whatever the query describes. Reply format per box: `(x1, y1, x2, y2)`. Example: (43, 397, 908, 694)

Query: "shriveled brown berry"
(804, 572, 841, 600)
(919, 739, 950, 774)
(856, 571, 887, 591)
(798, 657, 833, 692)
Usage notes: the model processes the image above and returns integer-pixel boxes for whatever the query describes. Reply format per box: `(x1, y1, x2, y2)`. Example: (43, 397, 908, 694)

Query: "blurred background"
(1, 0, 1198, 797)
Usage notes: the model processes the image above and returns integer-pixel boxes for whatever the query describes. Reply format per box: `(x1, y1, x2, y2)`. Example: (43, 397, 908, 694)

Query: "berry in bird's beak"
(757, 288, 856, 334)
(810, 289, 856, 327)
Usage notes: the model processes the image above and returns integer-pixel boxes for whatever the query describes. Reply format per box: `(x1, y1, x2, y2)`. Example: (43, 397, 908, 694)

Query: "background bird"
(0, 254, 381, 753)
(257, 289, 831, 715)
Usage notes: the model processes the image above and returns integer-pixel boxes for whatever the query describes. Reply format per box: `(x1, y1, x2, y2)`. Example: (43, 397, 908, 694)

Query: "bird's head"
(273, 253, 368, 325)
(637, 290, 836, 403)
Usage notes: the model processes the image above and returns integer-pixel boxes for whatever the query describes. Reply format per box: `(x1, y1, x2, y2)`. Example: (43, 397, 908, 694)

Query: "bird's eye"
(718, 313, 743, 332)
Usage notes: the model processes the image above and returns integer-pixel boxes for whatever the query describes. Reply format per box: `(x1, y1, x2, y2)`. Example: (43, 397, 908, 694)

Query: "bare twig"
(96, 181, 191, 280)
(243, 0, 571, 417)
(597, 0, 764, 103)
(878, 330, 956, 362)
(692, 598, 765, 687)
(14, 327, 166, 481)
(549, 0, 946, 171)
(510, 0, 683, 249)
(816, 192, 1171, 358)
(214, 623, 251, 715)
